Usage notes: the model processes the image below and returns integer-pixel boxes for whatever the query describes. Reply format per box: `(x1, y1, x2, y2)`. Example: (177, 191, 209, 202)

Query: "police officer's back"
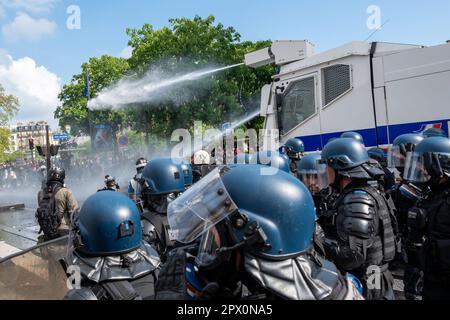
(64, 191, 160, 300)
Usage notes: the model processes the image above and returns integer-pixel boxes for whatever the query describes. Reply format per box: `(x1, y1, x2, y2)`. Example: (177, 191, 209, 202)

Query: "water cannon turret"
(245, 40, 315, 68)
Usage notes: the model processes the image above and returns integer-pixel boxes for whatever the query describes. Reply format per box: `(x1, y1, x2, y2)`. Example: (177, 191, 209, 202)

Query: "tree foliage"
(0, 84, 19, 126)
(55, 55, 130, 135)
(55, 16, 275, 145)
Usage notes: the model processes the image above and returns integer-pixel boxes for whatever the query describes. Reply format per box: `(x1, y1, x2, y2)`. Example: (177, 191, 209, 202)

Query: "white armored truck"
(245, 40, 450, 151)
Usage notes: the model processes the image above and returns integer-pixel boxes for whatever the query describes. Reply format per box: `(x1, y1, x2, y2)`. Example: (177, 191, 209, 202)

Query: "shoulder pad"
(342, 190, 375, 208)
(64, 288, 98, 300)
(337, 191, 378, 241)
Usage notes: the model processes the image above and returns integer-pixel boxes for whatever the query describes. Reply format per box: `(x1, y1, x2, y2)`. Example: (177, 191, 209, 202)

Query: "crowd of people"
(8, 127, 450, 301)
(0, 160, 47, 190)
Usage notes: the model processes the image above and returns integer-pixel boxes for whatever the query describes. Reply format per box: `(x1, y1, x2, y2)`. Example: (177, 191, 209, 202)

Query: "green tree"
(55, 55, 130, 135)
(125, 15, 275, 142)
(0, 84, 19, 126)
(56, 16, 276, 147)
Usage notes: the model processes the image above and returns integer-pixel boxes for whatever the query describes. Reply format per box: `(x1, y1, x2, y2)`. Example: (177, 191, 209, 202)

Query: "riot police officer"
(318, 138, 396, 300)
(341, 132, 365, 146)
(139, 158, 186, 261)
(403, 136, 450, 300)
(253, 150, 291, 173)
(283, 138, 305, 176)
(298, 153, 328, 256)
(64, 191, 160, 300)
(155, 165, 364, 300)
(387, 133, 425, 299)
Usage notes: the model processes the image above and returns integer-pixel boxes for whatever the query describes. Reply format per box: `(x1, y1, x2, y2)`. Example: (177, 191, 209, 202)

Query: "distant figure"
(98, 175, 120, 192)
(128, 158, 147, 201)
(36, 168, 79, 242)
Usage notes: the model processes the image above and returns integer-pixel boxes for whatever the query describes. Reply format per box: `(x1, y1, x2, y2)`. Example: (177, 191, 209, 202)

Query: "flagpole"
(85, 71, 93, 150)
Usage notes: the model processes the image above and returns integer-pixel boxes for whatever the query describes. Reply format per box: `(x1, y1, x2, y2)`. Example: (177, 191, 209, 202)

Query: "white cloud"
(120, 46, 133, 59)
(0, 50, 61, 127)
(2, 12, 56, 42)
(0, 0, 58, 14)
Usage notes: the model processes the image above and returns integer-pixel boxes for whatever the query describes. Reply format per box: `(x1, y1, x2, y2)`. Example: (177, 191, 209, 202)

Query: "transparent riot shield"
(0, 236, 70, 300)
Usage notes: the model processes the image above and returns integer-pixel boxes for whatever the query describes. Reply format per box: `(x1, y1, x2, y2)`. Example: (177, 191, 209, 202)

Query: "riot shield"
(0, 236, 70, 300)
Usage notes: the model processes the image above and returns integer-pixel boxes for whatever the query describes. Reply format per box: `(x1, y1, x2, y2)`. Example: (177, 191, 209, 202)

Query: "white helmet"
(193, 150, 211, 165)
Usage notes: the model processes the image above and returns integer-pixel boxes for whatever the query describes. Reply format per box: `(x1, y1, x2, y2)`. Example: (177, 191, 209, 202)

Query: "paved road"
(0, 208, 39, 255)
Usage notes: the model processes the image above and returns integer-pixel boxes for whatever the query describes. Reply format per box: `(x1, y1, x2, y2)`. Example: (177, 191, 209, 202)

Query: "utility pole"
(45, 125, 51, 174)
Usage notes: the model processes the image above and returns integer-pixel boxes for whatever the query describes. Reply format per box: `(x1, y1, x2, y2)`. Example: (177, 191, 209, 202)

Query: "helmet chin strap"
(216, 222, 269, 255)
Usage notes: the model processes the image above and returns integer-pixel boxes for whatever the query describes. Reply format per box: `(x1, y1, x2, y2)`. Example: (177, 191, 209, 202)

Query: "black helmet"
(136, 158, 147, 172)
(48, 168, 65, 183)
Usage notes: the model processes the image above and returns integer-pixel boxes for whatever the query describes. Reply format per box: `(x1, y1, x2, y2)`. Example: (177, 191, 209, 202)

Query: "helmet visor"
(167, 167, 238, 244)
(403, 152, 431, 182)
(387, 145, 406, 169)
(299, 166, 328, 194)
(195, 227, 221, 267)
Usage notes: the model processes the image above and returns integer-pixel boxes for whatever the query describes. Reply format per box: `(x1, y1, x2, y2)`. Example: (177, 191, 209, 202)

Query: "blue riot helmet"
(140, 158, 186, 196)
(321, 138, 369, 171)
(340, 132, 365, 146)
(387, 133, 424, 171)
(252, 151, 290, 173)
(404, 137, 450, 184)
(368, 148, 388, 167)
(298, 153, 328, 194)
(73, 191, 142, 256)
(180, 160, 193, 187)
(284, 138, 305, 160)
(423, 127, 447, 138)
(167, 165, 316, 263)
(320, 138, 378, 182)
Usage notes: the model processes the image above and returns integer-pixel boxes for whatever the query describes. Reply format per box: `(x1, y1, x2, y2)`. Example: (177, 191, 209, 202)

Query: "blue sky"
(0, 0, 450, 125)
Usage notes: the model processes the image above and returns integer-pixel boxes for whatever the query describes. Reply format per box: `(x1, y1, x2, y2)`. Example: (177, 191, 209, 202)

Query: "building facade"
(9, 121, 56, 154)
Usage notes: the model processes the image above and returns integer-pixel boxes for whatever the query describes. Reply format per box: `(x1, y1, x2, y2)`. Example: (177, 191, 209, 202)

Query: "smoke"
(87, 63, 244, 110)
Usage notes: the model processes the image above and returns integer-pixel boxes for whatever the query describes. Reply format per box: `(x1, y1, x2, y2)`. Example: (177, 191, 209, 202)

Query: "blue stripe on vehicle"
(294, 118, 450, 152)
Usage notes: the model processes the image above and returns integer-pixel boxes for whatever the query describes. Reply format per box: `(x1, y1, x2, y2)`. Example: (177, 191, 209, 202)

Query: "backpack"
(36, 183, 63, 240)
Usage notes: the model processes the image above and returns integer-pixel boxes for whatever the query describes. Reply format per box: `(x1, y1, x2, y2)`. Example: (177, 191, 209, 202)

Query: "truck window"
(322, 64, 352, 106)
(279, 76, 316, 135)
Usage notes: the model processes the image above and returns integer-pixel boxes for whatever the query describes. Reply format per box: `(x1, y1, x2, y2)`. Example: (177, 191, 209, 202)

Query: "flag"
(85, 72, 90, 99)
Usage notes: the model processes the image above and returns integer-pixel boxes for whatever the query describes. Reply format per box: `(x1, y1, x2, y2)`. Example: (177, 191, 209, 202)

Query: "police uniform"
(417, 181, 450, 300)
(324, 181, 396, 300)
